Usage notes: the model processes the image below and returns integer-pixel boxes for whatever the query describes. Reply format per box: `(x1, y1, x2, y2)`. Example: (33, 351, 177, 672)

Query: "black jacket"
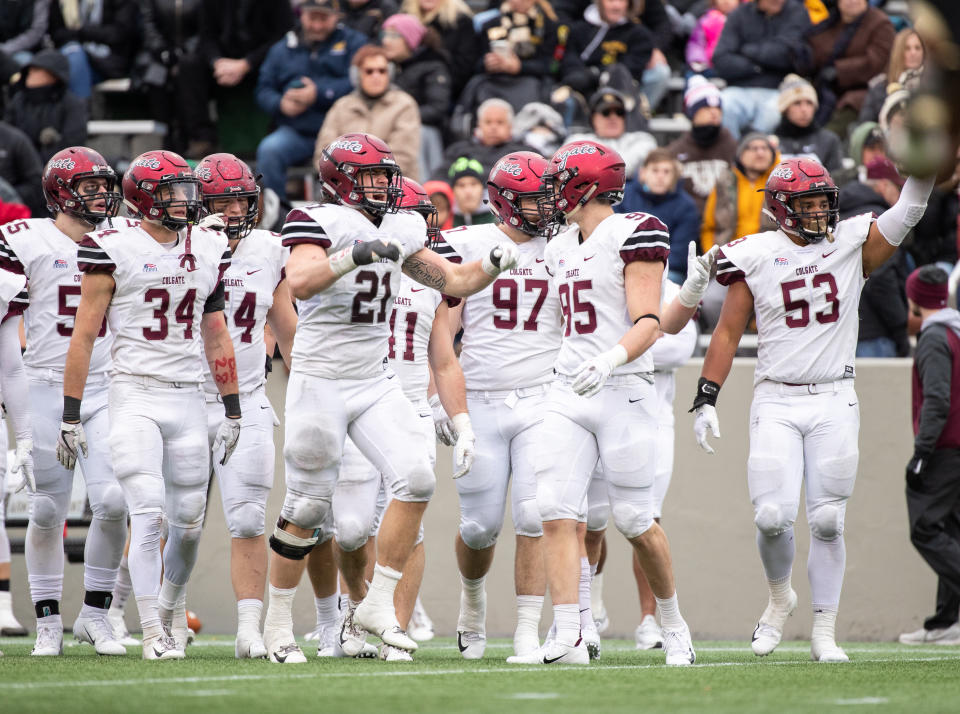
(0, 121, 42, 216)
(428, 12, 481, 98)
(908, 187, 958, 269)
(0, 0, 48, 56)
(48, 0, 137, 79)
(477, 6, 559, 78)
(775, 119, 843, 172)
(857, 247, 909, 354)
(562, 16, 654, 95)
(4, 84, 87, 163)
(139, 0, 203, 58)
(552, 0, 671, 49)
(712, 0, 809, 89)
(394, 46, 451, 131)
(197, 0, 294, 73)
(342, 0, 398, 40)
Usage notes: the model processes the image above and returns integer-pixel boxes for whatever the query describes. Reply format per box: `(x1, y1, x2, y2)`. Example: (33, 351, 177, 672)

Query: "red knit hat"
(906, 267, 948, 309)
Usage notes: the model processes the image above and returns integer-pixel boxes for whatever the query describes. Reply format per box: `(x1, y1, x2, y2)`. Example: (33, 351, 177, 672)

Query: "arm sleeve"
(915, 326, 954, 453)
(280, 209, 332, 249)
(0, 317, 31, 442)
(0, 0, 50, 56)
(619, 215, 670, 265)
(203, 280, 225, 314)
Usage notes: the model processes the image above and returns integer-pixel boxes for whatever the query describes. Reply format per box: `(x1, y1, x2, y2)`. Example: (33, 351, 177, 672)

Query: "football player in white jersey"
(436, 151, 557, 661)
(263, 133, 518, 664)
(691, 157, 936, 662)
(0, 147, 128, 657)
(60, 150, 242, 661)
(196, 153, 298, 659)
(512, 140, 696, 666)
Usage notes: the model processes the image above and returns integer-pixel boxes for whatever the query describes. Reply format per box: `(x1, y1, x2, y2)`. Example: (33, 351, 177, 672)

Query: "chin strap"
(179, 223, 197, 272)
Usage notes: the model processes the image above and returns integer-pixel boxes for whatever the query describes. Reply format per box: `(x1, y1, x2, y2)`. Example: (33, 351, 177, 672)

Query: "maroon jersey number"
(558, 279, 597, 336)
(387, 308, 417, 362)
(351, 270, 392, 324)
(142, 288, 197, 340)
(225, 290, 257, 343)
(57, 285, 106, 337)
(491, 278, 549, 331)
(780, 273, 840, 328)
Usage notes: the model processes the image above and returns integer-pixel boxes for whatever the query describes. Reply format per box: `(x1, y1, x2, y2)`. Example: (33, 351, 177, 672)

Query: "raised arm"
(863, 174, 936, 276)
(402, 243, 518, 298)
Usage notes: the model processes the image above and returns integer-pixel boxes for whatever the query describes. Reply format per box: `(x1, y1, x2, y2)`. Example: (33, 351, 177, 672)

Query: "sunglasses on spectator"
(363, 67, 389, 75)
(599, 107, 625, 118)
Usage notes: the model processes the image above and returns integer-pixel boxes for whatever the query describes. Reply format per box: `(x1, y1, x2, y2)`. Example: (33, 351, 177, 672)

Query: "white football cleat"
(594, 604, 610, 635)
(899, 623, 960, 645)
(108, 608, 140, 647)
(73, 612, 128, 655)
(317, 623, 378, 658)
(457, 630, 487, 660)
(379, 643, 413, 662)
(264, 624, 307, 664)
(506, 639, 589, 665)
(142, 631, 185, 660)
(635, 614, 663, 650)
(304, 624, 325, 642)
(338, 601, 369, 657)
(31, 621, 63, 656)
(811, 638, 849, 663)
(408, 597, 435, 642)
(354, 600, 418, 652)
(513, 629, 540, 658)
(662, 623, 696, 666)
(0, 592, 27, 636)
(751, 589, 798, 656)
(581, 619, 601, 660)
(235, 631, 268, 659)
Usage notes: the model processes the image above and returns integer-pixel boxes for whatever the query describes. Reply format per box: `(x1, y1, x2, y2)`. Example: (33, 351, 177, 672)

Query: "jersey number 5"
(57, 285, 107, 338)
(780, 273, 839, 328)
(558, 280, 597, 336)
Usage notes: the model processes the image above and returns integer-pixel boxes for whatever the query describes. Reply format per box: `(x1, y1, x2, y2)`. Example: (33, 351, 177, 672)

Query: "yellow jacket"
(701, 154, 779, 251)
(805, 0, 829, 25)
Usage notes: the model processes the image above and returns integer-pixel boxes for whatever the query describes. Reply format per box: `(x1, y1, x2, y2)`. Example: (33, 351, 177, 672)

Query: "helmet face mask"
(123, 151, 201, 231)
(763, 158, 839, 244)
(487, 151, 549, 237)
(196, 153, 260, 239)
(149, 179, 202, 229)
(537, 141, 625, 236)
(784, 189, 839, 243)
(43, 147, 121, 226)
(317, 134, 403, 217)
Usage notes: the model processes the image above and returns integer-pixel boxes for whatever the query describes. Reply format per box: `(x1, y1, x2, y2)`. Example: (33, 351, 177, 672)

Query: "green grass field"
(1, 636, 958, 713)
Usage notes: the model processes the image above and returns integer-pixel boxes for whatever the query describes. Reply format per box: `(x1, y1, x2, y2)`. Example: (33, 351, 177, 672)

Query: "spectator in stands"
(255, 0, 365, 201)
(617, 148, 700, 283)
(316, 44, 421, 179)
(440, 98, 535, 179)
(859, 27, 924, 124)
(343, 0, 398, 38)
(49, 0, 137, 99)
(774, 73, 842, 172)
(423, 178, 453, 231)
(849, 120, 886, 171)
(4, 49, 87, 163)
(0, 0, 50, 66)
(512, 101, 566, 156)
(448, 157, 496, 226)
(567, 88, 656, 179)
(686, 0, 737, 76)
(0, 120, 42, 216)
(381, 13, 450, 176)
(910, 160, 960, 275)
(667, 75, 737, 217)
(803, 0, 895, 136)
(712, 0, 810, 139)
(400, 0, 477, 97)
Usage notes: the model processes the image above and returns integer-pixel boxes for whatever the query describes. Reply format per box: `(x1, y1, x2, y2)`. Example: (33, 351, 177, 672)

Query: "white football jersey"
(77, 219, 230, 383)
(0, 217, 113, 374)
(716, 212, 873, 385)
(387, 273, 452, 401)
(280, 203, 427, 380)
(0, 267, 26, 321)
(203, 229, 287, 395)
(543, 212, 669, 378)
(440, 224, 561, 390)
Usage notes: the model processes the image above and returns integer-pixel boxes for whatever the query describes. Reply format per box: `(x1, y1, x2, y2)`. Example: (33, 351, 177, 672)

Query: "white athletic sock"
(314, 593, 340, 629)
(767, 574, 794, 608)
(553, 603, 580, 647)
(157, 578, 185, 626)
(238, 598, 262, 635)
(137, 595, 163, 641)
(79, 602, 109, 619)
(578, 557, 593, 629)
(656, 593, 684, 630)
(811, 607, 838, 644)
(591, 572, 605, 614)
(458, 574, 486, 631)
(25, 523, 65, 602)
(365, 563, 402, 610)
(264, 585, 297, 640)
(515, 594, 543, 640)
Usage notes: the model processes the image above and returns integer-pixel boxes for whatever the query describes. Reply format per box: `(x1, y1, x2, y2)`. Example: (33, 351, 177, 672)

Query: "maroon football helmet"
(195, 153, 260, 239)
(539, 140, 625, 232)
(316, 133, 402, 216)
(123, 150, 201, 230)
(763, 158, 839, 244)
(398, 177, 438, 245)
(487, 151, 549, 236)
(42, 146, 120, 225)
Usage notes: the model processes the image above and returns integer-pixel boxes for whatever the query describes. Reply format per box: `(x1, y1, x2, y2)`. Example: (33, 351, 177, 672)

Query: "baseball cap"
(300, 0, 340, 13)
(589, 88, 633, 115)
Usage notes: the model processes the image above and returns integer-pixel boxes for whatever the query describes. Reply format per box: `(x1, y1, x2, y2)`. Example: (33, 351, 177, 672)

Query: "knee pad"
(537, 481, 574, 523)
(335, 516, 370, 553)
(393, 462, 435, 503)
(169, 491, 206, 529)
(30, 493, 65, 529)
(611, 501, 653, 540)
(809, 503, 844, 541)
(284, 424, 341, 472)
(226, 501, 267, 539)
(586, 499, 610, 533)
(459, 516, 501, 551)
(513, 498, 544, 539)
(269, 518, 319, 560)
(754, 503, 794, 537)
(88, 483, 127, 522)
(280, 491, 329, 531)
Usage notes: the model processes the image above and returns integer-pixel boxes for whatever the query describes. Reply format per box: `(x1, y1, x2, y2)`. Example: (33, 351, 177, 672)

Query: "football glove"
(693, 405, 720, 454)
(571, 345, 628, 398)
(213, 417, 242, 465)
(677, 242, 719, 308)
(451, 413, 475, 479)
(10, 438, 34, 493)
(329, 239, 404, 277)
(56, 421, 88, 470)
(428, 393, 456, 446)
(198, 212, 226, 231)
(481, 242, 520, 276)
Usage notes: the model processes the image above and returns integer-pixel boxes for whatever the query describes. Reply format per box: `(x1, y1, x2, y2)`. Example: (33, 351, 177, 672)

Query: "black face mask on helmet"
(691, 123, 721, 148)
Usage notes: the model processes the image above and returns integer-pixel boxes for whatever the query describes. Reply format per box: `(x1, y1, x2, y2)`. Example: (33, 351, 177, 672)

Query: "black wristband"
(223, 393, 241, 419)
(689, 377, 720, 412)
(63, 395, 81, 423)
(634, 313, 660, 325)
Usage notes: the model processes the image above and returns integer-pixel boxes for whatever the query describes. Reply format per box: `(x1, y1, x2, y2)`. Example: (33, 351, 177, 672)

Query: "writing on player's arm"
(402, 242, 518, 298)
(863, 174, 936, 276)
(201, 310, 239, 398)
(266, 278, 297, 368)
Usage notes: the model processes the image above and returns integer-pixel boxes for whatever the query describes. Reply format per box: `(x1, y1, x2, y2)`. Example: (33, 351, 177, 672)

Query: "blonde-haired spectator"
(400, 0, 477, 95)
(859, 28, 925, 124)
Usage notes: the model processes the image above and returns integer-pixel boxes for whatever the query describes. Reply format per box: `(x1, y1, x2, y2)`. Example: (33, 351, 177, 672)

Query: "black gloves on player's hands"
(352, 239, 402, 266)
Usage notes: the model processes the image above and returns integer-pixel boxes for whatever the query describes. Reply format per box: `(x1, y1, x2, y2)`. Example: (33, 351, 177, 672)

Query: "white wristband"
(605, 344, 629, 368)
(328, 247, 357, 277)
(451, 412, 472, 434)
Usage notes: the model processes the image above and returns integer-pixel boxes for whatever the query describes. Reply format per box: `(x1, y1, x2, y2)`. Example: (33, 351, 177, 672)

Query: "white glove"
(693, 405, 720, 454)
(571, 345, 628, 398)
(451, 412, 475, 479)
(56, 421, 88, 470)
(428, 394, 456, 446)
(213, 417, 242, 465)
(198, 212, 226, 231)
(677, 242, 719, 308)
(481, 242, 519, 276)
(11, 439, 34, 493)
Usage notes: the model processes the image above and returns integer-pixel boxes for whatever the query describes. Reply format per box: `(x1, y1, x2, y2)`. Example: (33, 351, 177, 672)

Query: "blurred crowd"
(0, 0, 955, 351)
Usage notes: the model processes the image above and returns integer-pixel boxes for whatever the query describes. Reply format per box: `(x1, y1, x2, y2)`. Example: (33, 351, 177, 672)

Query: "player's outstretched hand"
(353, 238, 404, 266)
(482, 242, 519, 276)
(693, 405, 720, 454)
(677, 242, 719, 308)
(214, 417, 242, 465)
(11, 438, 34, 493)
(451, 413, 475, 479)
(429, 394, 456, 446)
(56, 421, 87, 470)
